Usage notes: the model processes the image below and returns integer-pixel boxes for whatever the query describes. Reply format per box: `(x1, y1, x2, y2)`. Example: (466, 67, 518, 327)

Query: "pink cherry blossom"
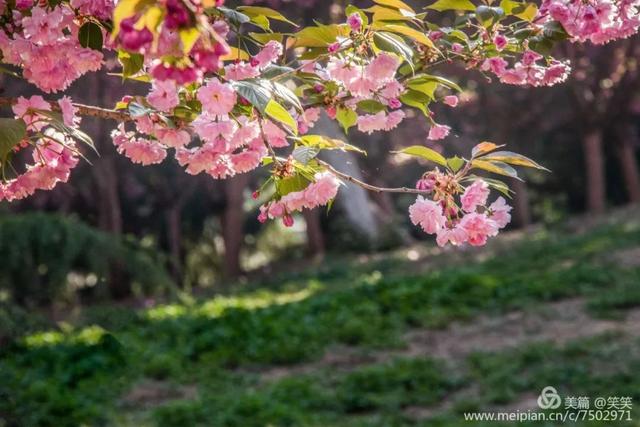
(0, 131, 79, 202)
(357, 112, 387, 134)
(70, 0, 114, 19)
(409, 196, 446, 234)
(253, 40, 283, 68)
(461, 179, 490, 212)
(493, 34, 508, 51)
(459, 212, 499, 246)
(366, 53, 400, 85)
(157, 129, 191, 148)
(224, 62, 260, 81)
(443, 95, 459, 107)
(13, 95, 51, 131)
(231, 150, 262, 173)
(385, 110, 405, 131)
(197, 79, 237, 116)
(481, 57, 508, 76)
(58, 96, 79, 127)
(262, 120, 289, 147)
(117, 139, 167, 165)
(488, 197, 512, 228)
(147, 80, 179, 112)
(428, 124, 451, 141)
(347, 13, 363, 32)
(436, 225, 468, 247)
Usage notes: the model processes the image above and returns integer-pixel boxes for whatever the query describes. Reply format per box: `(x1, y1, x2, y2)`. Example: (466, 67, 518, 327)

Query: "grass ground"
(1, 206, 640, 427)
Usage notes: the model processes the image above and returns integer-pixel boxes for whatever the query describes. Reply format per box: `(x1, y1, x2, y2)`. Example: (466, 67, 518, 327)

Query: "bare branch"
(0, 97, 130, 122)
(317, 159, 429, 195)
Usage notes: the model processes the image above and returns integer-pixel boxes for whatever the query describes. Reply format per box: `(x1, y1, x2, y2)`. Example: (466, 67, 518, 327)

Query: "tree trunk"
(82, 73, 129, 299)
(582, 129, 607, 214)
(616, 125, 640, 203)
(166, 206, 183, 283)
(511, 179, 531, 228)
(221, 174, 249, 278)
(303, 209, 325, 258)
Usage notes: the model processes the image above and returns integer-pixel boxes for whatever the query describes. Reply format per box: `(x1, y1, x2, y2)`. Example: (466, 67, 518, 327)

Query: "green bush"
(0, 213, 173, 307)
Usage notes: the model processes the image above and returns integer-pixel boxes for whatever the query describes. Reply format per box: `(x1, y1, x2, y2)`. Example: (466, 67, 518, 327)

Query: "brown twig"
(0, 96, 130, 122)
(317, 159, 429, 195)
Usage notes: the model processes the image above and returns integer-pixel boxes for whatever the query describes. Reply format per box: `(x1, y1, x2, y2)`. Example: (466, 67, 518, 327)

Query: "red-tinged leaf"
(481, 151, 550, 171)
(471, 141, 504, 158)
(471, 159, 523, 181)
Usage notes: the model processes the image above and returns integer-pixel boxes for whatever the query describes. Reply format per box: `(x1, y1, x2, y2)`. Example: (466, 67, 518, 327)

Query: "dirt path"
(256, 298, 640, 382)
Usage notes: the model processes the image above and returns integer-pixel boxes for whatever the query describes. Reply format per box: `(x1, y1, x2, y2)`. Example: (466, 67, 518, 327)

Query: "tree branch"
(0, 96, 130, 122)
(317, 159, 428, 195)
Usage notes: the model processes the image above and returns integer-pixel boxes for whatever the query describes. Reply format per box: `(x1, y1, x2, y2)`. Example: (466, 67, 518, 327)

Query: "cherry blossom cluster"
(539, 0, 640, 44)
(113, 77, 290, 179)
(0, 2, 105, 93)
(0, 96, 81, 202)
(117, 0, 230, 85)
(258, 172, 341, 227)
(322, 52, 407, 134)
(410, 176, 512, 247)
(481, 51, 571, 87)
(3, 0, 640, 249)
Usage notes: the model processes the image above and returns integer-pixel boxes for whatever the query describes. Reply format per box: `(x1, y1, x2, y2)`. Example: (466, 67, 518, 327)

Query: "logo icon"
(538, 386, 562, 410)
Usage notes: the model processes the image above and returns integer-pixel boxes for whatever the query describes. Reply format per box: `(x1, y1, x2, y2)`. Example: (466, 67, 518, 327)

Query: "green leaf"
(299, 135, 366, 154)
(481, 151, 550, 171)
(373, 32, 414, 64)
(475, 5, 504, 27)
(428, 0, 476, 12)
(248, 14, 271, 31)
(336, 107, 357, 133)
(293, 24, 350, 48)
(376, 24, 437, 50)
(271, 81, 302, 112)
(396, 145, 447, 167)
(260, 65, 294, 79)
(276, 174, 311, 196)
(367, 5, 414, 21)
(231, 79, 273, 113)
(249, 32, 284, 44)
(179, 27, 200, 54)
(447, 156, 465, 172)
(414, 74, 463, 92)
(471, 159, 522, 180)
(0, 118, 27, 160)
(128, 102, 154, 117)
(399, 89, 431, 115)
(357, 100, 386, 114)
(217, 7, 250, 26)
(118, 50, 144, 77)
(407, 78, 438, 100)
(293, 146, 320, 164)
(373, 0, 415, 13)
(237, 6, 298, 26)
(35, 110, 96, 151)
(265, 99, 298, 134)
(78, 22, 103, 51)
(500, 0, 538, 21)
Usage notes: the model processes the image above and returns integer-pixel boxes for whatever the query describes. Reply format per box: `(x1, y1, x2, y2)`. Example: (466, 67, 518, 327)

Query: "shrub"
(0, 213, 172, 307)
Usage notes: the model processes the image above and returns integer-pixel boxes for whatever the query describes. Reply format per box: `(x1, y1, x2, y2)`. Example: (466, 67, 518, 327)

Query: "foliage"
(0, 212, 638, 426)
(0, 213, 172, 306)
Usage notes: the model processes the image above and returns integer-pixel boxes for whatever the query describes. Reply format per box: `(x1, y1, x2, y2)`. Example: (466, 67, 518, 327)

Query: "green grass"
(1, 215, 640, 426)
